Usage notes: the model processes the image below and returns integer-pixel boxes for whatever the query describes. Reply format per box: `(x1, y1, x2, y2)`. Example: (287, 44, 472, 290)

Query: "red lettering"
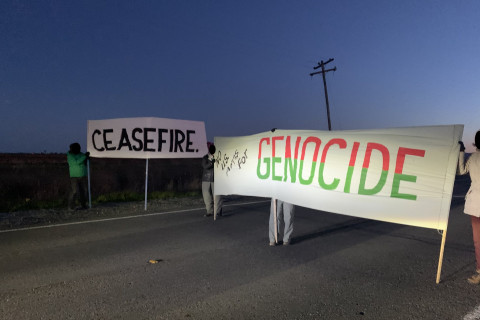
(258, 138, 270, 159)
(363, 143, 389, 171)
(300, 137, 322, 161)
(320, 138, 347, 163)
(395, 147, 425, 174)
(285, 136, 301, 159)
(349, 142, 360, 166)
(272, 136, 284, 157)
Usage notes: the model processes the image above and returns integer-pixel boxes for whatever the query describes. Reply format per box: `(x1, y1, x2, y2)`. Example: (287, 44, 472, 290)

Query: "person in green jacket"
(67, 142, 89, 210)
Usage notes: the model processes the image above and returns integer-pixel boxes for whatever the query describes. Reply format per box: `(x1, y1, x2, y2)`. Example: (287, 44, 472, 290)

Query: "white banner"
(87, 117, 208, 159)
(214, 125, 463, 230)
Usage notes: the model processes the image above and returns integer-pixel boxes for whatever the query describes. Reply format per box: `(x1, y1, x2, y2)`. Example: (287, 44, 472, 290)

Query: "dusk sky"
(1, 0, 479, 153)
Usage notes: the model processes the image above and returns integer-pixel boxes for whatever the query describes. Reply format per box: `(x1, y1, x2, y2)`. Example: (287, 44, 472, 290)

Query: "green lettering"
(257, 158, 270, 179)
(318, 162, 340, 190)
(391, 173, 417, 200)
(358, 168, 388, 195)
(299, 160, 316, 185)
(344, 166, 354, 193)
(283, 158, 298, 183)
(272, 157, 282, 181)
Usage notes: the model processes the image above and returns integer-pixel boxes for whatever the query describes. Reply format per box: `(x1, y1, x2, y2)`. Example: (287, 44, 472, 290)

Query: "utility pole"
(310, 58, 336, 131)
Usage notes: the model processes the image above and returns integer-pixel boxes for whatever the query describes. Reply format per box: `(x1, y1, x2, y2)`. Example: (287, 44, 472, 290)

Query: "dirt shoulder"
(0, 195, 261, 231)
(0, 196, 206, 231)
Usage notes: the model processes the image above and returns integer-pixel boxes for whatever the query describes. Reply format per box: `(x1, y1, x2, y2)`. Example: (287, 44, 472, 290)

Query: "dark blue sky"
(1, 0, 479, 153)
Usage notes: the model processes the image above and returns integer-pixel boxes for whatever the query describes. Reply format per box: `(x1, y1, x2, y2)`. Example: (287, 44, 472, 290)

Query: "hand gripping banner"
(214, 125, 463, 230)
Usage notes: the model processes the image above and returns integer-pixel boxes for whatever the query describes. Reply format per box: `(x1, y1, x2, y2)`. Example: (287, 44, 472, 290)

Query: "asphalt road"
(1, 187, 480, 319)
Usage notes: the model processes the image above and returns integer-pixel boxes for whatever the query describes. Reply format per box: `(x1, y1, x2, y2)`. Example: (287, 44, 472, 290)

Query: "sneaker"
(467, 272, 480, 284)
(269, 242, 276, 246)
(283, 241, 290, 246)
(203, 213, 213, 217)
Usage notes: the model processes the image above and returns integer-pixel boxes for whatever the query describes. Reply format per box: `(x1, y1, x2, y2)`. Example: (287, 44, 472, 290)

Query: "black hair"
(475, 131, 480, 149)
(209, 144, 216, 155)
(69, 142, 81, 154)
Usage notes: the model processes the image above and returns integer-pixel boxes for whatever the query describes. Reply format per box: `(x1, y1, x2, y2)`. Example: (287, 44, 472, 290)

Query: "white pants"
(269, 199, 295, 243)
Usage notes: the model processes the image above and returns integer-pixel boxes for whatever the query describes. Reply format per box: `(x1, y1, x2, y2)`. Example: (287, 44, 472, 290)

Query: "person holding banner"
(202, 143, 223, 217)
(269, 199, 295, 246)
(458, 131, 480, 284)
(67, 142, 89, 210)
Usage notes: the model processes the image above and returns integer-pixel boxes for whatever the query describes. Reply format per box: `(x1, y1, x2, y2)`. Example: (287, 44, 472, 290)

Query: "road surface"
(1, 192, 479, 319)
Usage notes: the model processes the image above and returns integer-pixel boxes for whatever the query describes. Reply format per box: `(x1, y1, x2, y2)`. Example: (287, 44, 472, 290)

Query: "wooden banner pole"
(87, 158, 92, 209)
(214, 190, 217, 221)
(144, 158, 149, 211)
(436, 228, 448, 284)
(273, 199, 278, 244)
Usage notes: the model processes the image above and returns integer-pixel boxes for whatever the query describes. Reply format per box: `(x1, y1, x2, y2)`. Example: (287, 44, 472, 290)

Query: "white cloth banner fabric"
(87, 117, 208, 159)
(214, 125, 463, 230)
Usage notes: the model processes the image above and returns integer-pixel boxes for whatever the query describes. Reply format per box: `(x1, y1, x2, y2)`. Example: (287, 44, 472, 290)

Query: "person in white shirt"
(458, 131, 480, 284)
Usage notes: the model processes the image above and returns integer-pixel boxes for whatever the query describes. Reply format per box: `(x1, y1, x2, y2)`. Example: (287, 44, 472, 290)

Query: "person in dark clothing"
(202, 143, 223, 218)
(67, 142, 89, 210)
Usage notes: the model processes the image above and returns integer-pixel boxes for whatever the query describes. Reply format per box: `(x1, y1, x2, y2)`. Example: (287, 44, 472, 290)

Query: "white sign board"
(87, 117, 208, 159)
(214, 125, 463, 230)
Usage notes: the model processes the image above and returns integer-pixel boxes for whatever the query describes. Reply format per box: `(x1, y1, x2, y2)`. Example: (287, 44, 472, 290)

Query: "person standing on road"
(268, 128, 295, 246)
(458, 130, 480, 284)
(67, 142, 89, 210)
(202, 143, 223, 218)
(269, 199, 295, 246)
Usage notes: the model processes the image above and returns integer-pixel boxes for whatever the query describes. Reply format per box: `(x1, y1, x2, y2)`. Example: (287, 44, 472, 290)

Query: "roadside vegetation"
(0, 154, 202, 213)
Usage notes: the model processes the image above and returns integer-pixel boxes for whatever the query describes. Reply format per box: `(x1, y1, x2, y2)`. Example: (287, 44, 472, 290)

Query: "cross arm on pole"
(310, 67, 336, 76)
(313, 58, 334, 70)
